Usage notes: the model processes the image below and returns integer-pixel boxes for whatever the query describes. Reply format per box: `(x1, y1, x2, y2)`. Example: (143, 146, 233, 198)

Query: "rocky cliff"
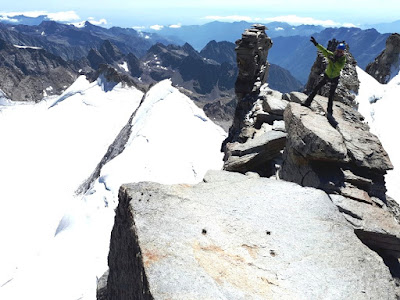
(366, 33, 400, 83)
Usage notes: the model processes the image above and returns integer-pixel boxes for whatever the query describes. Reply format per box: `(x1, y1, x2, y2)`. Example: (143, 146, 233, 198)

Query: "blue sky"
(1, 0, 399, 29)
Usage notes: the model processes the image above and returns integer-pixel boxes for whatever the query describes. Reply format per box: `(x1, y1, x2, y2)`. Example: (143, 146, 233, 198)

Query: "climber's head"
(336, 43, 346, 56)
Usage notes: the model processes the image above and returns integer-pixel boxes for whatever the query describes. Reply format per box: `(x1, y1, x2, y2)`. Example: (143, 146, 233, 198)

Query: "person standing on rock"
(302, 37, 346, 119)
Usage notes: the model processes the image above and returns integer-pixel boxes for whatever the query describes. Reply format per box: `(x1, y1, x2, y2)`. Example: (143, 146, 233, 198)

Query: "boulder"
(281, 94, 393, 202)
(105, 170, 398, 299)
(223, 130, 286, 175)
(283, 102, 348, 161)
(260, 89, 288, 115)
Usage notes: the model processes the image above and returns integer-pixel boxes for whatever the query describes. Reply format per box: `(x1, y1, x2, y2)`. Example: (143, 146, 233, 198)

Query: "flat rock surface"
(284, 102, 348, 161)
(107, 170, 397, 300)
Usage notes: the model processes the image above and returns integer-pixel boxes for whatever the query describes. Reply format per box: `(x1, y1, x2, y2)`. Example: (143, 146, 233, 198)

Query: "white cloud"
(203, 15, 253, 22)
(169, 24, 181, 29)
(132, 26, 146, 31)
(0, 11, 80, 22)
(263, 15, 356, 28)
(150, 24, 164, 31)
(87, 17, 107, 26)
(275, 27, 285, 31)
(342, 23, 358, 28)
(0, 15, 18, 23)
(265, 15, 339, 27)
(0, 11, 47, 18)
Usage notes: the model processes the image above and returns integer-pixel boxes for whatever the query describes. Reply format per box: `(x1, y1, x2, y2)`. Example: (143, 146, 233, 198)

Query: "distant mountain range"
(146, 21, 326, 50)
(147, 21, 391, 84)
(361, 19, 400, 34)
(0, 21, 173, 60)
(268, 27, 390, 83)
(0, 18, 393, 103)
(0, 20, 302, 127)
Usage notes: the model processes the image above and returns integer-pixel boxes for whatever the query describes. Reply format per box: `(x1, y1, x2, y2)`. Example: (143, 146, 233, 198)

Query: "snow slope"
(0, 78, 226, 299)
(356, 66, 400, 203)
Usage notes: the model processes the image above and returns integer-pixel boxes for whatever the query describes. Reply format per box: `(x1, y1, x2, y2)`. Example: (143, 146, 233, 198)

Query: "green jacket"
(316, 44, 346, 79)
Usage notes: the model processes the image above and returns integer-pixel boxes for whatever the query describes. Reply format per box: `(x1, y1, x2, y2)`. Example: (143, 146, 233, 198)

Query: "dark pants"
(304, 74, 339, 115)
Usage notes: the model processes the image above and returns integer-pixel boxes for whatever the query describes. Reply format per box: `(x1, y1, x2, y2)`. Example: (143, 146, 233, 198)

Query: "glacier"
(0, 77, 226, 299)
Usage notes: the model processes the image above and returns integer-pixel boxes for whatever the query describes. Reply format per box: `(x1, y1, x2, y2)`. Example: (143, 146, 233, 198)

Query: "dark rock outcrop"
(87, 48, 107, 70)
(99, 40, 124, 64)
(222, 26, 288, 175)
(0, 38, 77, 101)
(366, 33, 400, 83)
(200, 40, 237, 65)
(126, 53, 142, 77)
(304, 38, 360, 107)
(223, 25, 273, 147)
(200, 40, 303, 93)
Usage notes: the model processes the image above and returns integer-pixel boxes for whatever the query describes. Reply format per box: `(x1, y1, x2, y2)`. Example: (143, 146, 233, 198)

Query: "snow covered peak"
(87, 79, 227, 199)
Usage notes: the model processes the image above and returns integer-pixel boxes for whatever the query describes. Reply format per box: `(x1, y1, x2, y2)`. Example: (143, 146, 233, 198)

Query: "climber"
(302, 37, 346, 120)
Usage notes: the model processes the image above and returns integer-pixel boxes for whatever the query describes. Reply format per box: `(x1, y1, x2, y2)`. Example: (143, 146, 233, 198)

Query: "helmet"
(337, 43, 346, 50)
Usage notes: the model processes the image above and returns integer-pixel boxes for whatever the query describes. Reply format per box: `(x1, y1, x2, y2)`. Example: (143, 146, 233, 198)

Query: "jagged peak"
(90, 64, 140, 91)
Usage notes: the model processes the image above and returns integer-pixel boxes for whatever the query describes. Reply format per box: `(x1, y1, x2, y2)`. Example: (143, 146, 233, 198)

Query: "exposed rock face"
(105, 170, 398, 299)
(304, 38, 360, 107)
(223, 25, 273, 147)
(279, 93, 400, 259)
(88, 64, 141, 90)
(87, 48, 106, 70)
(221, 26, 289, 175)
(0, 38, 77, 101)
(87, 40, 125, 70)
(366, 33, 400, 83)
(235, 25, 272, 98)
(280, 93, 393, 197)
(200, 40, 303, 93)
(126, 53, 142, 77)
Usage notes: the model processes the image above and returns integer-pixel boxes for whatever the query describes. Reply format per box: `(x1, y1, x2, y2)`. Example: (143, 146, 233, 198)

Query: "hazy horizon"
(1, 0, 399, 30)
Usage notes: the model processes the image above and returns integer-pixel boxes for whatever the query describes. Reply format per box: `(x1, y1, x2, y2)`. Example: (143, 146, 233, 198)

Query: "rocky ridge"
(366, 33, 400, 83)
(99, 25, 400, 299)
(221, 26, 400, 295)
